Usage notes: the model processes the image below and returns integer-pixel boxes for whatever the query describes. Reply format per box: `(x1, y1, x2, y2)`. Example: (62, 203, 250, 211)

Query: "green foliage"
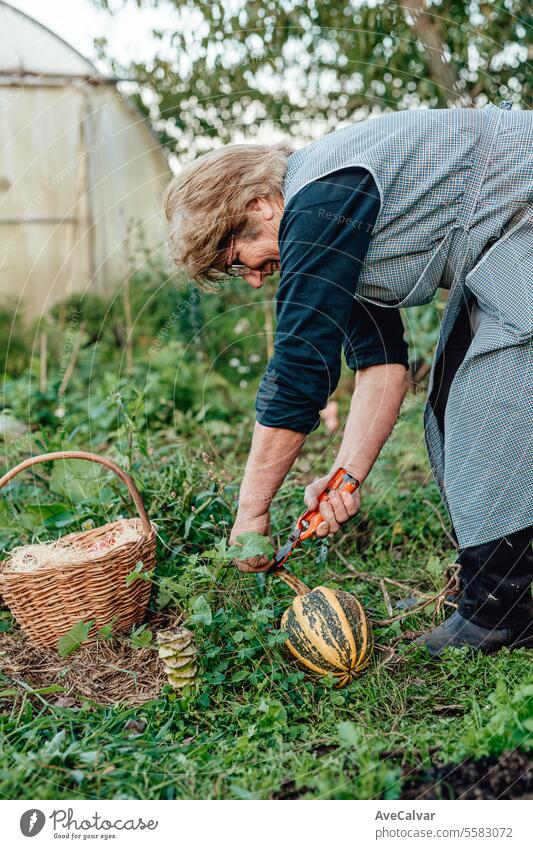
(49, 459, 112, 503)
(98, 616, 119, 640)
(0, 302, 31, 376)
(48, 293, 114, 346)
(1, 0, 529, 799)
(1, 264, 530, 800)
(57, 621, 95, 658)
(226, 532, 274, 560)
(445, 678, 533, 761)
(93, 0, 531, 155)
(190, 594, 213, 626)
(402, 301, 442, 368)
(125, 561, 153, 586)
(130, 623, 154, 649)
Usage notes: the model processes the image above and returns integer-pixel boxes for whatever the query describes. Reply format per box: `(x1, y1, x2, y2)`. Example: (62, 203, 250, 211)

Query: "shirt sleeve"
(255, 167, 406, 434)
(343, 297, 409, 372)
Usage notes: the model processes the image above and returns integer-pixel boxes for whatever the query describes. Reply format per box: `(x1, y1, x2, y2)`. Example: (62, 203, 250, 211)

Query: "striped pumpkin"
(281, 586, 372, 687)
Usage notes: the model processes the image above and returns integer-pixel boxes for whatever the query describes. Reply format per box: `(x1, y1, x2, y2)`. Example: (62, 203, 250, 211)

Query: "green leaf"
(338, 720, 363, 747)
(184, 513, 194, 537)
(514, 684, 533, 699)
(130, 623, 153, 649)
(426, 556, 442, 579)
(78, 750, 99, 764)
(98, 615, 119, 640)
(57, 620, 95, 658)
(226, 532, 274, 560)
(0, 502, 20, 531)
(0, 612, 14, 633)
(49, 459, 110, 504)
(27, 684, 65, 696)
(232, 669, 250, 683)
(191, 594, 212, 626)
(18, 503, 74, 533)
(125, 561, 153, 586)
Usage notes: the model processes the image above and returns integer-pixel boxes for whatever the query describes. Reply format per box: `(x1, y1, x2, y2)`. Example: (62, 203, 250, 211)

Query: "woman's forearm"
(236, 422, 307, 519)
(236, 363, 406, 522)
(334, 363, 408, 482)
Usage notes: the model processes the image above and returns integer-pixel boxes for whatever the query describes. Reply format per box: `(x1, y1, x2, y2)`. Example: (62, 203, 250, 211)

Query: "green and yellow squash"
(280, 585, 373, 687)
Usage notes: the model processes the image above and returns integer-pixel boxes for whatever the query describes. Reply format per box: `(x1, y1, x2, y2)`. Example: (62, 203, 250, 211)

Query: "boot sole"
(417, 634, 533, 659)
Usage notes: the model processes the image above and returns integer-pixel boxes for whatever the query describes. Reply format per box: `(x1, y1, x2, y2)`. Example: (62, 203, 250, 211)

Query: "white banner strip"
(2, 799, 531, 848)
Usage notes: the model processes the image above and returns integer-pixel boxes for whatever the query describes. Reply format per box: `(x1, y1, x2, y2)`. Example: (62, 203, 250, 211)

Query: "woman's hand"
(303, 474, 361, 538)
(230, 511, 275, 573)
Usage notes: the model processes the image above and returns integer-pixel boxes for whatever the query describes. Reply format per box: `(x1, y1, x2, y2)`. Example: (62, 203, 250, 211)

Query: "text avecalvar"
(375, 811, 436, 821)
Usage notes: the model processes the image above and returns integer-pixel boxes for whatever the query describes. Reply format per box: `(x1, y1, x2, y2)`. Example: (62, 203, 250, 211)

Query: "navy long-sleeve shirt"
(255, 167, 409, 434)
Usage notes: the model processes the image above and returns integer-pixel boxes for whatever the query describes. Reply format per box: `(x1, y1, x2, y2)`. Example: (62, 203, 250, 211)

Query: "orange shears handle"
(296, 468, 360, 542)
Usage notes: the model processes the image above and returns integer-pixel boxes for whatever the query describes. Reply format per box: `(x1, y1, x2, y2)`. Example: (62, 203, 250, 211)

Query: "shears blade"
(270, 530, 301, 571)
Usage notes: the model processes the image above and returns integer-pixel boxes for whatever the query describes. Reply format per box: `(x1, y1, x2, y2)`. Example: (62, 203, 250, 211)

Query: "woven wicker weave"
(0, 451, 156, 650)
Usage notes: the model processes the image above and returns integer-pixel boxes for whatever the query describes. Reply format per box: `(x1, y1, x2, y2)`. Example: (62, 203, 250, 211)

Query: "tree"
(94, 0, 531, 155)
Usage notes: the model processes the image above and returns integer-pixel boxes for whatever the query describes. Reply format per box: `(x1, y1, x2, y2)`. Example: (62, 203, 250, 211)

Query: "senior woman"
(164, 103, 533, 657)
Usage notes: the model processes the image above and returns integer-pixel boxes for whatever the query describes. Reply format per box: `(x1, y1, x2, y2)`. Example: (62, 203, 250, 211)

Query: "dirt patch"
(272, 778, 305, 800)
(0, 611, 181, 707)
(401, 748, 533, 799)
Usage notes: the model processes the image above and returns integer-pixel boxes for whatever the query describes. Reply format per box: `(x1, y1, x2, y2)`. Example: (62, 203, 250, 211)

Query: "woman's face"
(228, 196, 283, 288)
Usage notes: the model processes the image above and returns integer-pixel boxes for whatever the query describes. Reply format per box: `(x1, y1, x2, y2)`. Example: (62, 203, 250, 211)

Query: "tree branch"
(399, 0, 465, 103)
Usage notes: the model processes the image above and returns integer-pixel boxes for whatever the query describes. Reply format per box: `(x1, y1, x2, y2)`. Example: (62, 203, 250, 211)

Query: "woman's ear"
(245, 197, 275, 220)
(245, 197, 262, 213)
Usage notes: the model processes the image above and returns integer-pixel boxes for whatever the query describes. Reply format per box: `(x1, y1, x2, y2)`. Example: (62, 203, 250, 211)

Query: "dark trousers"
(429, 295, 533, 628)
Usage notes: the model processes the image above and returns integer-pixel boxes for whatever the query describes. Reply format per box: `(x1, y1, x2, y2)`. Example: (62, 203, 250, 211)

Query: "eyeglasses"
(223, 233, 252, 278)
(214, 233, 279, 281)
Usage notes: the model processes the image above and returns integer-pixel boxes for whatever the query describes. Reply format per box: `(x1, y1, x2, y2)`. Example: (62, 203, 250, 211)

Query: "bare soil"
(401, 748, 533, 800)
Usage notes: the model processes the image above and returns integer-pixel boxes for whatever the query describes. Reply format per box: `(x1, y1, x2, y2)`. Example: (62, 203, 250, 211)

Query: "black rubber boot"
(457, 527, 533, 629)
(415, 610, 533, 657)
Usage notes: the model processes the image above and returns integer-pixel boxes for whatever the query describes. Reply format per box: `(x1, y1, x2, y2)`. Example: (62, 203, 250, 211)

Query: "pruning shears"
(268, 467, 360, 572)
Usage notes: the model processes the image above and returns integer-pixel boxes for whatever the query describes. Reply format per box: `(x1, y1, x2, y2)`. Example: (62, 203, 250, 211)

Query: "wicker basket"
(0, 451, 156, 650)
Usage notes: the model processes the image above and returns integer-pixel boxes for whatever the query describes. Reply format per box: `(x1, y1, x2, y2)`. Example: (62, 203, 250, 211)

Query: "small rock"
(54, 695, 79, 709)
(0, 412, 28, 442)
(123, 718, 147, 735)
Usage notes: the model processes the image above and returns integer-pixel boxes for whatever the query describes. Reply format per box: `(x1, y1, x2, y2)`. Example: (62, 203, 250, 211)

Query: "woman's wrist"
(331, 458, 367, 485)
(236, 495, 272, 521)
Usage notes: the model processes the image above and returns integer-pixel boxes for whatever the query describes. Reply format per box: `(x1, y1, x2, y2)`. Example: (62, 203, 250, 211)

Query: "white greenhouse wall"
(0, 79, 170, 318)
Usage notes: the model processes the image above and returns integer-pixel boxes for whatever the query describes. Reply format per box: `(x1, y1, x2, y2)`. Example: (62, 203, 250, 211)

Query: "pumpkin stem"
(274, 567, 310, 596)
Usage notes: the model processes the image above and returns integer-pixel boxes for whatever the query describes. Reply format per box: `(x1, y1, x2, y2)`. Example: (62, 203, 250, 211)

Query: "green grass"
(0, 284, 531, 800)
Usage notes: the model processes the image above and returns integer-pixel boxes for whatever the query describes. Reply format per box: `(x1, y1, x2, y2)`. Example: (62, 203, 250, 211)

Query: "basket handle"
(0, 450, 153, 537)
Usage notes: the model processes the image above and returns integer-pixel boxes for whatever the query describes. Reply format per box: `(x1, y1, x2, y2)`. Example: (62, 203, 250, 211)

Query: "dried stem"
(380, 579, 393, 617)
(409, 360, 431, 392)
(423, 499, 459, 549)
(274, 567, 310, 596)
(336, 563, 433, 599)
(329, 562, 461, 625)
(39, 333, 47, 393)
(59, 322, 86, 397)
(372, 567, 461, 626)
(123, 271, 134, 377)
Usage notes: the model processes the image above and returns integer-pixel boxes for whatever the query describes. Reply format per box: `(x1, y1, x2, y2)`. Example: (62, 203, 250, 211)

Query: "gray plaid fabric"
(283, 104, 532, 547)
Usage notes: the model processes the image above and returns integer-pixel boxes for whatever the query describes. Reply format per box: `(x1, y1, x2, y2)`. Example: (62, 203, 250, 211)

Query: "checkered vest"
(283, 105, 531, 310)
(283, 105, 533, 547)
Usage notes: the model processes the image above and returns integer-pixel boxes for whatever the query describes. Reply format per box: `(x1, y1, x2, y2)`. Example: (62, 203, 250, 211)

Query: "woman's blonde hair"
(163, 142, 293, 284)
